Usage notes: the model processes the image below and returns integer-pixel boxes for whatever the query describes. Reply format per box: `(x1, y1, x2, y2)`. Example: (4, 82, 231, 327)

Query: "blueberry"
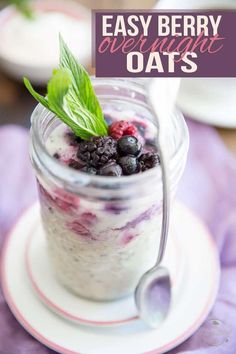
(81, 166, 98, 175)
(118, 156, 138, 175)
(99, 162, 122, 177)
(104, 114, 113, 126)
(53, 153, 60, 159)
(117, 136, 142, 156)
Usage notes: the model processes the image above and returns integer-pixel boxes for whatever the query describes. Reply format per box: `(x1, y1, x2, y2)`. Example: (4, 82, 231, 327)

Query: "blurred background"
(0, 0, 235, 154)
(0, 2, 236, 352)
(0, 0, 236, 354)
(0, 0, 156, 127)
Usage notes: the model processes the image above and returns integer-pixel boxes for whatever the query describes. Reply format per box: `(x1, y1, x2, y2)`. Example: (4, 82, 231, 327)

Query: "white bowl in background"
(0, 0, 91, 85)
(156, 0, 236, 9)
(154, 0, 236, 128)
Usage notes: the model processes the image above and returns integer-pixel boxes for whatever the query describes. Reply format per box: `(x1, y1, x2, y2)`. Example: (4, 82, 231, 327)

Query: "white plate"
(25, 206, 184, 327)
(155, 0, 236, 128)
(156, 0, 236, 9)
(2, 202, 220, 354)
(177, 78, 236, 128)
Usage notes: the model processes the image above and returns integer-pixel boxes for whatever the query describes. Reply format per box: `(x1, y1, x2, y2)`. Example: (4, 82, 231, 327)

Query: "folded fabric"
(0, 120, 236, 354)
(172, 120, 236, 353)
(0, 125, 50, 353)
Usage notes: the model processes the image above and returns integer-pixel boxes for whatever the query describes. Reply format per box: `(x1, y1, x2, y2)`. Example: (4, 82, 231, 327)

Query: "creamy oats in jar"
(29, 78, 189, 301)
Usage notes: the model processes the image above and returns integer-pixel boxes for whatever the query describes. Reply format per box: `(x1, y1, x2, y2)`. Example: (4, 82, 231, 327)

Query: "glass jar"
(30, 78, 189, 301)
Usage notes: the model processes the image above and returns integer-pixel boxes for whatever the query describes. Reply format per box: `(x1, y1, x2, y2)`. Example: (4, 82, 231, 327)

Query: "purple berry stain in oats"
(38, 182, 80, 212)
(81, 212, 97, 227)
(69, 220, 94, 239)
(114, 204, 158, 231)
(120, 233, 136, 246)
(105, 203, 128, 215)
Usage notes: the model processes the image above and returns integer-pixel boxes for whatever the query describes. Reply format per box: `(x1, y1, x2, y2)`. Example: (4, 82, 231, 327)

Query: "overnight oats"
(27, 38, 189, 301)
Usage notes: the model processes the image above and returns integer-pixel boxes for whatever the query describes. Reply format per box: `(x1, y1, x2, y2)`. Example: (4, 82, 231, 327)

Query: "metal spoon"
(135, 78, 180, 328)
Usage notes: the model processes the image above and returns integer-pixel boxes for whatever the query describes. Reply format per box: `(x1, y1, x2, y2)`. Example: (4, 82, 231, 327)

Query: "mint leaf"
(66, 93, 107, 138)
(47, 69, 72, 115)
(23, 77, 49, 109)
(47, 69, 105, 139)
(59, 35, 107, 135)
(24, 37, 109, 139)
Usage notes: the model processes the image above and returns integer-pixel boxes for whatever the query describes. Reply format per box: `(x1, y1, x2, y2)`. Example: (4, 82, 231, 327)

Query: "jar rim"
(30, 78, 189, 193)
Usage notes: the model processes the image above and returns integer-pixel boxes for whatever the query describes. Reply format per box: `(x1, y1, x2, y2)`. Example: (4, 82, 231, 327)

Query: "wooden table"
(0, 72, 38, 127)
(217, 128, 236, 156)
(0, 71, 235, 156)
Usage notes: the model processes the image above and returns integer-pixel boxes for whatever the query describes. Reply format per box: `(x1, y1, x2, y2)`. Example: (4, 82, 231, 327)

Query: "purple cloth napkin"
(0, 121, 236, 354)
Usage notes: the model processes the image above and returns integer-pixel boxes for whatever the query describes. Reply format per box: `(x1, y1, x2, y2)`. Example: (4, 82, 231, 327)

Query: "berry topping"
(99, 161, 122, 177)
(53, 153, 60, 159)
(77, 136, 117, 168)
(54, 117, 158, 177)
(124, 125, 138, 136)
(68, 159, 86, 170)
(118, 156, 138, 175)
(109, 121, 138, 140)
(117, 136, 142, 157)
(138, 153, 160, 171)
(81, 166, 98, 175)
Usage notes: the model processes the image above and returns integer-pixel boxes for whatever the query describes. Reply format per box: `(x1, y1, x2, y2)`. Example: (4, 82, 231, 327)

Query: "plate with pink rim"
(24, 203, 184, 327)
(1, 201, 220, 354)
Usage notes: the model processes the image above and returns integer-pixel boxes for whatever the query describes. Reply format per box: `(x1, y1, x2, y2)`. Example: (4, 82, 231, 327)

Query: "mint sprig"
(24, 36, 108, 140)
(59, 35, 105, 128)
(7, 0, 34, 20)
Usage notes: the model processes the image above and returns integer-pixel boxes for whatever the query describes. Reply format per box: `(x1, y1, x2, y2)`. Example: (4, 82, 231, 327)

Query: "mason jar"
(29, 78, 189, 301)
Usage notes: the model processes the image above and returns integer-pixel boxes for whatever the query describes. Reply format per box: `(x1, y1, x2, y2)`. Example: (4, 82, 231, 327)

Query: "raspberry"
(109, 121, 138, 140)
(77, 136, 117, 168)
(124, 125, 137, 136)
(138, 153, 160, 171)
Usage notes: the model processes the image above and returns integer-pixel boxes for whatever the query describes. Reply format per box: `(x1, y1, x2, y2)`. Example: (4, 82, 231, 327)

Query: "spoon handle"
(155, 137, 170, 265)
(147, 78, 180, 266)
